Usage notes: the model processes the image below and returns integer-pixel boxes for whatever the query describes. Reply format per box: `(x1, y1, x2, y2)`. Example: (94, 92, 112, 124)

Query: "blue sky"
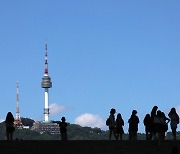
(0, 0, 180, 132)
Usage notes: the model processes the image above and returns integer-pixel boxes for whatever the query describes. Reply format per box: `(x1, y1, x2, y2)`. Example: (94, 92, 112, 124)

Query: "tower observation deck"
(41, 43, 52, 122)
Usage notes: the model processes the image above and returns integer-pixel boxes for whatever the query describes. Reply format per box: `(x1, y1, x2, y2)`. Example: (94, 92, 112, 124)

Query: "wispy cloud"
(175, 106, 180, 116)
(0, 119, 4, 123)
(74, 113, 105, 129)
(49, 103, 66, 115)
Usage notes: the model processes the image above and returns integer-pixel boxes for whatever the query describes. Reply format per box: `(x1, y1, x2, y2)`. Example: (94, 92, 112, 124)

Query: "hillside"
(0, 118, 177, 140)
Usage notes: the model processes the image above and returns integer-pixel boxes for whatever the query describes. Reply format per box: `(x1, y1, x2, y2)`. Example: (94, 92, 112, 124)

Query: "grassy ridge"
(0, 118, 177, 140)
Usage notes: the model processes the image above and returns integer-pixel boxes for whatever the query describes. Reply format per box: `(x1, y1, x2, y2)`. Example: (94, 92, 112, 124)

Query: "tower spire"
(44, 42, 49, 75)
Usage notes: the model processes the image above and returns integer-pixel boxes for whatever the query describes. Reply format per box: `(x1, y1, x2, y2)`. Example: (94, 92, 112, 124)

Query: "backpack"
(106, 118, 110, 126)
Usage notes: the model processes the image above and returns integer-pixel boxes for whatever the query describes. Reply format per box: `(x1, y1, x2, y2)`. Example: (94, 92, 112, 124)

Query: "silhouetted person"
(59, 117, 68, 140)
(153, 110, 162, 141)
(153, 110, 170, 143)
(168, 108, 179, 140)
(108, 108, 117, 140)
(172, 147, 179, 154)
(5, 112, 15, 140)
(160, 111, 170, 140)
(150, 106, 158, 140)
(116, 113, 124, 140)
(143, 114, 152, 140)
(128, 110, 139, 140)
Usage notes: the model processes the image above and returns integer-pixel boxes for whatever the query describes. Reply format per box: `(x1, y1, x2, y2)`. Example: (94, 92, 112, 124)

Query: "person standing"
(150, 106, 158, 140)
(143, 114, 152, 140)
(160, 112, 170, 140)
(168, 108, 179, 140)
(108, 108, 117, 140)
(5, 112, 15, 140)
(59, 117, 68, 140)
(128, 110, 139, 140)
(116, 113, 124, 140)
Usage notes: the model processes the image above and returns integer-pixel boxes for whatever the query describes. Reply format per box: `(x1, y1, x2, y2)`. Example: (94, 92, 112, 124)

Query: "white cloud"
(74, 113, 105, 129)
(175, 106, 180, 116)
(0, 119, 4, 123)
(49, 103, 66, 115)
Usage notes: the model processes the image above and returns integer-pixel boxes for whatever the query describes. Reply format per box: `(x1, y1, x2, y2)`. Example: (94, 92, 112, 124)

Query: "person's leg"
(172, 128, 177, 140)
(10, 132, 13, 140)
(64, 132, 67, 140)
(145, 130, 148, 140)
(128, 132, 130, 140)
(116, 133, 119, 140)
(149, 131, 152, 140)
(6, 133, 9, 140)
(109, 129, 112, 140)
(134, 132, 137, 140)
(113, 129, 117, 140)
(120, 134, 122, 140)
(61, 133, 65, 140)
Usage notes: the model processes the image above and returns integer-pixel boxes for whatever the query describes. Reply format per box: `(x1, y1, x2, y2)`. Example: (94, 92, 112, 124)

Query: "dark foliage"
(21, 118, 34, 127)
(0, 117, 178, 140)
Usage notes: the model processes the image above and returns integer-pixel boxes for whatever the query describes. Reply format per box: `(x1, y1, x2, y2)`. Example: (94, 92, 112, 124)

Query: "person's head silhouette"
(132, 110, 137, 115)
(110, 108, 116, 114)
(61, 117, 66, 122)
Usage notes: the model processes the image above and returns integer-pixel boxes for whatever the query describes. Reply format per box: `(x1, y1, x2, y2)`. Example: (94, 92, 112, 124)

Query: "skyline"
(0, 1, 180, 132)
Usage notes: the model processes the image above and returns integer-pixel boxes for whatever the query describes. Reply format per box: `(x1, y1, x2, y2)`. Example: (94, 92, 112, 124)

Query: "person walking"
(5, 112, 15, 140)
(168, 108, 179, 140)
(59, 117, 68, 140)
(116, 113, 124, 140)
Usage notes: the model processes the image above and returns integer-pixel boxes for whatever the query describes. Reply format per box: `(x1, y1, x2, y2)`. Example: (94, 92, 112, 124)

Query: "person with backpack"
(108, 108, 117, 140)
(116, 113, 124, 140)
(128, 110, 139, 140)
(168, 108, 179, 140)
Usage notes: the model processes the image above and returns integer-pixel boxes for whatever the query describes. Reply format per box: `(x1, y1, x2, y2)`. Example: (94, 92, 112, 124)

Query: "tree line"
(0, 117, 178, 140)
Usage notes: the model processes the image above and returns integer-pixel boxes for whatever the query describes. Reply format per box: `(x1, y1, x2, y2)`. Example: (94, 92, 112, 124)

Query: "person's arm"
(165, 116, 170, 123)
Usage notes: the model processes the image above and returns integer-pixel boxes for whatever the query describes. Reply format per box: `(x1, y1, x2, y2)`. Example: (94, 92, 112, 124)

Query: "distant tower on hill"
(14, 81, 23, 127)
(41, 43, 52, 122)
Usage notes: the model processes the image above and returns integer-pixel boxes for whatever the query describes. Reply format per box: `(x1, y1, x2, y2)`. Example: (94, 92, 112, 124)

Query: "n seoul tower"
(41, 43, 52, 122)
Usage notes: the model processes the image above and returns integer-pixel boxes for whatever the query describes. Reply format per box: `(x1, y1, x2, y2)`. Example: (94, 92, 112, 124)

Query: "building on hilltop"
(32, 121, 60, 134)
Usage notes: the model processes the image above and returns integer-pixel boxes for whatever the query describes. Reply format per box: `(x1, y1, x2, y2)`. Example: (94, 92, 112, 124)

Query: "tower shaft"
(44, 88, 49, 121)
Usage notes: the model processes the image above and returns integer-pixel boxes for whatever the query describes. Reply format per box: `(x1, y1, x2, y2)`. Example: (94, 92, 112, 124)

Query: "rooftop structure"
(32, 121, 60, 134)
